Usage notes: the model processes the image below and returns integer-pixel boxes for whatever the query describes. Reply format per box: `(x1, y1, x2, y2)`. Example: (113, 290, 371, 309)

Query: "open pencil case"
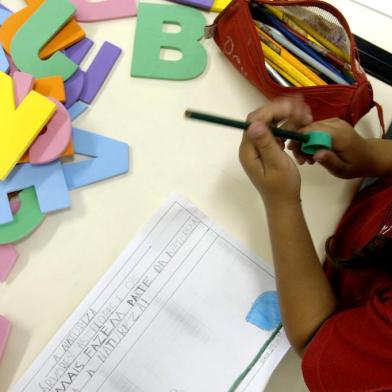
(206, 0, 384, 129)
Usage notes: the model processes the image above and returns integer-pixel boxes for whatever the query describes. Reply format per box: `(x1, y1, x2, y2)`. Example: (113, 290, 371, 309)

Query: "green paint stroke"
(228, 324, 283, 392)
(131, 3, 207, 80)
(11, 0, 78, 80)
(0, 187, 45, 245)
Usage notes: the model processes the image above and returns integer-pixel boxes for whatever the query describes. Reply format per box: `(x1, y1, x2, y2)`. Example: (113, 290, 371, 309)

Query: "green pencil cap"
(301, 131, 332, 155)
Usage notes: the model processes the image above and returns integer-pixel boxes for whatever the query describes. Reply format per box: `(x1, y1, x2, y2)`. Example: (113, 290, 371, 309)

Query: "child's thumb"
(247, 123, 283, 168)
(313, 150, 346, 174)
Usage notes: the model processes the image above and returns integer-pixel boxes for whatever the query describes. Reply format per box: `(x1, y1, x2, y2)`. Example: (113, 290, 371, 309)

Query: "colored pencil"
(262, 4, 355, 81)
(260, 10, 351, 80)
(264, 5, 323, 47)
(288, 13, 350, 62)
(256, 26, 327, 85)
(266, 59, 302, 87)
(259, 3, 349, 61)
(258, 22, 350, 85)
(265, 61, 292, 87)
(261, 42, 316, 87)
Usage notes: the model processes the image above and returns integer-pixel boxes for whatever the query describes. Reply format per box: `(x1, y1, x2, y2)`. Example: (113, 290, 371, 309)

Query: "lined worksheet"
(13, 195, 289, 392)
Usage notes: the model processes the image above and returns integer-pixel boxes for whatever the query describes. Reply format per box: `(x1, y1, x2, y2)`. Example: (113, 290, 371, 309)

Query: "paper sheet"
(13, 195, 289, 392)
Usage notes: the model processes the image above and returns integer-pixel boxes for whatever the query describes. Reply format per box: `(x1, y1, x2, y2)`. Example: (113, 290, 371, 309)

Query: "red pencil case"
(206, 0, 384, 129)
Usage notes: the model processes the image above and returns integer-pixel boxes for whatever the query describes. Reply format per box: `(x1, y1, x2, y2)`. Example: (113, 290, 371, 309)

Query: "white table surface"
(0, 0, 391, 391)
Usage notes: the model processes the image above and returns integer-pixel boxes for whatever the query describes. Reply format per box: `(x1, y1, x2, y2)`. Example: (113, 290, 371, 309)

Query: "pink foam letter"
(12, 73, 71, 164)
(29, 98, 72, 164)
(13, 72, 34, 105)
(69, 0, 137, 22)
(0, 198, 21, 282)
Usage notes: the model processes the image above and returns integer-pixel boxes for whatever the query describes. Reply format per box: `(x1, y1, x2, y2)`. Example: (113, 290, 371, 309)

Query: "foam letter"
(0, 5, 12, 25)
(63, 40, 91, 107)
(34, 76, 66, 102)
(68, 101, 89, 120)
(0, 162, 70, 224)
(64, 39, 121, 104)
(0, 0, 85, 59)
(69, 0, 136, 22)
(20, 144, 74, 164)
(210, 0, 231, 12)
(0, 198, 20, 281)
(12, 73, 71, 164)
(79, 42, 121, 104)
(0, 72, 57, 180)
(13, 72, 35, 104)
(0, 187, 45, 244)
(64, 70, 85, 108)
(0, 45, 8, 73)
(167, 0, 213, 10)
(63, 129, 129, 190)
(0, 5, 11, 73)
(10, 0, 78, 80)
(131, 3, 207, 80)
(29, 98, 72, 164)
(65, 38, 93, 65)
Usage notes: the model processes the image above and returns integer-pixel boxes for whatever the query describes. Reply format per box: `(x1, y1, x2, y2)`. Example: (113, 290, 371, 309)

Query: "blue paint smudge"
(246, 291, 281, 331)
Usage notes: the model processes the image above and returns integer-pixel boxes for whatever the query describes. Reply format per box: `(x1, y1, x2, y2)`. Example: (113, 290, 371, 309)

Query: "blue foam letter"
(0, 4, 12, 73)
(0, 161, 71, 224)
(0, 5, 12, 25)
(63, 128, 130, 190)
(0, 45, 8, 73)
(0, 187, 46, 245)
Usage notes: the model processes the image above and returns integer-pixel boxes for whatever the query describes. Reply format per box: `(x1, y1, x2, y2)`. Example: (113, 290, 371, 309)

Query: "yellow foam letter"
(0, 72, 56, 181)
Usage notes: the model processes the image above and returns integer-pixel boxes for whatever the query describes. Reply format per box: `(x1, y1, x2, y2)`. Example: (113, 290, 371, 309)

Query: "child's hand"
(288, 118, 373, 179)
(239, 97, 313, 206)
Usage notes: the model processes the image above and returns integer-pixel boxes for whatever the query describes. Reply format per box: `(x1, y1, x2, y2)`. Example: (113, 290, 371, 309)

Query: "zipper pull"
(204, 24, 216, 39)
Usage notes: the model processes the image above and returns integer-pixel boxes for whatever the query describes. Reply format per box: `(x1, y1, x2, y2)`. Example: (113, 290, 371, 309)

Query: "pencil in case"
(205, 0, 384, 130)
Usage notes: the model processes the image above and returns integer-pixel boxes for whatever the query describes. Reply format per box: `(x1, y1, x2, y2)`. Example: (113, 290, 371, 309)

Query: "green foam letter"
(131, 3, 207, 80)
(0, 187, 45, 245)
(10, 0, 78, 80)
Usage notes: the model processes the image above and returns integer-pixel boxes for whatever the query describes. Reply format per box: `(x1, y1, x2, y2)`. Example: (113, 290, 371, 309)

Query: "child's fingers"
(240, 131, 262, 162)
(247, 96, 312, 129)
(313, 149, 348, 176)
(278, 100, 313, 131)
(247, 122, 285, 171)
(288, 140, 308, 165)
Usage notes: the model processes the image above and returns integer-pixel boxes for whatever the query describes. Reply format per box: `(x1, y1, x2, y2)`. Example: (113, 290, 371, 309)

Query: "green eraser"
(301, 131, 332, 155)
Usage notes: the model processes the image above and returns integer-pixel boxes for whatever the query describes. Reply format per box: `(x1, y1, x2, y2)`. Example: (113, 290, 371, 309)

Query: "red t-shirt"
(302, 177, 392, 391)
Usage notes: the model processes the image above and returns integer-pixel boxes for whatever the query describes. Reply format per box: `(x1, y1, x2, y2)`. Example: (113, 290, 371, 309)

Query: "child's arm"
(360, 138, 392, 176)
(239, 97, 337, 356)
(264, 196, 337, 357)
(288, 118, 392, 178)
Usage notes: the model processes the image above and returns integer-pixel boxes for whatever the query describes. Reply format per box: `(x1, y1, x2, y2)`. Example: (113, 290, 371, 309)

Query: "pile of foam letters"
(0, 0, 234, 364)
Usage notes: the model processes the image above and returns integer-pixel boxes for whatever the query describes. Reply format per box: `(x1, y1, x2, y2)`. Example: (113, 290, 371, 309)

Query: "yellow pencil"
(264, 5, 323, 47)
(288, 14, 350, 62)
(256, 27, 327, 85)
(261, 43, 316, 87)
(266, 59, 302, 87)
